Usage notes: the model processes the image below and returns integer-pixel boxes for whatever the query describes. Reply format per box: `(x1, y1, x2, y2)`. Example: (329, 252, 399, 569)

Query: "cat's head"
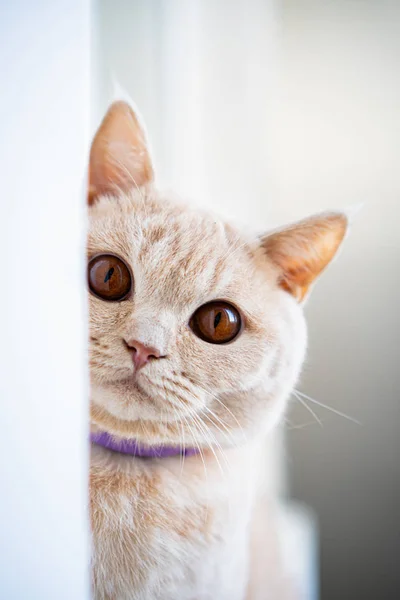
(88, 101, 347, 450)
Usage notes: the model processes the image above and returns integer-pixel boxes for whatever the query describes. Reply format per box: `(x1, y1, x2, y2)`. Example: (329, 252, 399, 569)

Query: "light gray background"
(281, 2, 400, 599)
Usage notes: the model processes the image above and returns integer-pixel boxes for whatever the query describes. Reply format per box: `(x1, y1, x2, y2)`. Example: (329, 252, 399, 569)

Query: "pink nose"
(125, 339, 161, 370)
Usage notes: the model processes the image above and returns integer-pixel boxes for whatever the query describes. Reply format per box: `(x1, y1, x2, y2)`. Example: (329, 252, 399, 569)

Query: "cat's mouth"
(90, 430, 199, 458)
(91, 369, 207, 426)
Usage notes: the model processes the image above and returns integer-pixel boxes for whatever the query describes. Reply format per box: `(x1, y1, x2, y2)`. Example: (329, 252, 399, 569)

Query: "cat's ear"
(88, 101, 154, 204)
(261, 212, 348, 302)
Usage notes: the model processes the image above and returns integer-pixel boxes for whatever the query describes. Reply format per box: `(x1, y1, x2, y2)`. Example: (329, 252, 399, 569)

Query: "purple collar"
(90, 431, 199, 458)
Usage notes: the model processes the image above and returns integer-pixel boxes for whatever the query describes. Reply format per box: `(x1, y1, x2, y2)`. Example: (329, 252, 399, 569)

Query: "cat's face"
(88, 101, 347, 449)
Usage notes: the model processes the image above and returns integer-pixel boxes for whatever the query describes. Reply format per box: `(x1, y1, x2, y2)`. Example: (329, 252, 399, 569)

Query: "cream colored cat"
(88, 100, 348, 600)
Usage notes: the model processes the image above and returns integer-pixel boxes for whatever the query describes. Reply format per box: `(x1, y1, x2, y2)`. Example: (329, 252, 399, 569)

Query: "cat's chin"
(90, 403, 182, 443)
(90, 378, 201, 446)
(90, 374, 208, 423)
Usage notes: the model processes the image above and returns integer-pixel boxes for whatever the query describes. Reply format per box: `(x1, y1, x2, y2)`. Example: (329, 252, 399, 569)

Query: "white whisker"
(293, 390, 323, 428)
(202, 405, 239, 449)
(198, 386, 246, 441)
(286, 420, 318, 431)
(184, 412, 208, 481)
(170, 403, 185, 476)
(192, 412, 226, 477)
(295, 388, 361, 425)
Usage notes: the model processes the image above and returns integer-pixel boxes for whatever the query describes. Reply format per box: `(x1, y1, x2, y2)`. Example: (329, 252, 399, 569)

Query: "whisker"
(163, 375, 198, 396)
(188, 409, 234, 524)
(162, 381, 186, 476)
(180, 409, 208, 481)
(177, 410, 211, 525)
(208, 394, 247, 441)
(194, 415, 227, 475)
(179, 415, 186, 476)
(201, 420, 234, 476)
(174, 388, 229, 443)
(189, 380, 245, 433)
(145, 379, 192, 411)
(171, 403, 185, 476)
(202, 405, 239, 448)
(295, 388, 361, 425)
(286, 420, 319, 431)
(176, 393, 233, 479)
(171, 391, 228, 478)
(293, 390, 323, 428)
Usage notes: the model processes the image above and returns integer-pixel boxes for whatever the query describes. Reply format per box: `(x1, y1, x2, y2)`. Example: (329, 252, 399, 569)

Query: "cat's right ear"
(88, 101, 154, 205)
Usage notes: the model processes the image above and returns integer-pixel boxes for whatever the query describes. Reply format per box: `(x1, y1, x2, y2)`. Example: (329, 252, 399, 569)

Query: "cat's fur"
(88, 100, 347, 599)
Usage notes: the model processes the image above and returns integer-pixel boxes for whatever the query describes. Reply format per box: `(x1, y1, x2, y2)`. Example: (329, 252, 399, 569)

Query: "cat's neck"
(90, 430, 200, 458)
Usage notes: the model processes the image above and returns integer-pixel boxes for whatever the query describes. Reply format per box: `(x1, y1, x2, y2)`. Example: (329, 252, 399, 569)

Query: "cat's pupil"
(214, 312, 222, 329)
(104, 267, 114, 283)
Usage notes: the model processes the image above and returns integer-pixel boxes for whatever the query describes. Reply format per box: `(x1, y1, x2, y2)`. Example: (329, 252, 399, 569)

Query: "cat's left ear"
(88, 101, 154, 204)
(261, 212, 348, 302)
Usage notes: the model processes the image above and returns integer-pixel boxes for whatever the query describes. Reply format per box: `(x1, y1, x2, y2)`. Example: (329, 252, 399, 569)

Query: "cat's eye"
(88, 254, 132, 301)
(189, 301, 242, 344)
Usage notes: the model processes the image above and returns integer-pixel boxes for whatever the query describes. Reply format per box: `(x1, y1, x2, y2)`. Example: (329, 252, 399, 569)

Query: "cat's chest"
(90, 445, 258, 600)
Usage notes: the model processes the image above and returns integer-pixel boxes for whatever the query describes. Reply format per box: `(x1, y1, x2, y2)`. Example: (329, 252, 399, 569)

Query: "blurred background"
(1, 1, 398, 599)
(92, 1, 400, 599)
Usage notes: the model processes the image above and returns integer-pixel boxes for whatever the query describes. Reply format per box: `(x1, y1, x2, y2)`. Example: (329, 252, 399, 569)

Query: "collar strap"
(90, 431, 198, 458)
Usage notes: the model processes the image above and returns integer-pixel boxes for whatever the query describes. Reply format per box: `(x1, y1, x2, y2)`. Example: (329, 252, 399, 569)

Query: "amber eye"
(88, 254, 132, 301)
(189, 301, 242, 344)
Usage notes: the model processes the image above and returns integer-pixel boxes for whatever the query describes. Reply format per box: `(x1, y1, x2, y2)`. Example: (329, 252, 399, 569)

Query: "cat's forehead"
(88, 192, 257, 310)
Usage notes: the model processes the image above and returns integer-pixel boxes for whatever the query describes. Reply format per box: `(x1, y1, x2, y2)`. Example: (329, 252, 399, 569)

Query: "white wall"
(0, 2, 90, 598)
(93, 0, 281, 220)
(279, 2, 400, 599)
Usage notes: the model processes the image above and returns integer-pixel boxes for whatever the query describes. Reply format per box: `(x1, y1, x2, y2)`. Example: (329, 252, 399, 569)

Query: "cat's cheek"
(183, 335, 269, 393)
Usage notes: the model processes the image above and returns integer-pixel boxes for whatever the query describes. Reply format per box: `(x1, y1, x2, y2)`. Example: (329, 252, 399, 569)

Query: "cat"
(88, 99, 348, 600)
